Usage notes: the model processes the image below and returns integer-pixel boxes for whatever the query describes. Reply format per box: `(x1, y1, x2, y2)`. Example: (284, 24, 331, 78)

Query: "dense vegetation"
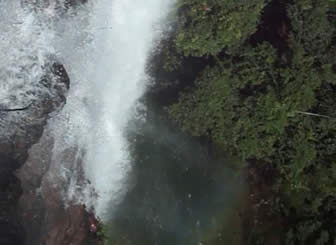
(149, 0, 336, 244)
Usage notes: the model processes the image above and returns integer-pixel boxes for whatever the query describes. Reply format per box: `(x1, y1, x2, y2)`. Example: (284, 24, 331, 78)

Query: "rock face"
(0, 155, 24, 245)
(0, 63, 69, 162)
(17, 134, 100, 245)
(0, 62, 69, 245)
(0, 59, 101, 245)
(1, 2, 104, 244)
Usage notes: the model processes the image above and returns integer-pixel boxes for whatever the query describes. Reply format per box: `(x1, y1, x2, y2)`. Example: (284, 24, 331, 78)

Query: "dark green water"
(104, 103, 247, 245)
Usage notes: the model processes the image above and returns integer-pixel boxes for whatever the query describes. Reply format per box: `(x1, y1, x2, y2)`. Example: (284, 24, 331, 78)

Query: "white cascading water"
(0, 0, 174, 220)
(56, 0, 175, 218)
(0, 1, 55, 112)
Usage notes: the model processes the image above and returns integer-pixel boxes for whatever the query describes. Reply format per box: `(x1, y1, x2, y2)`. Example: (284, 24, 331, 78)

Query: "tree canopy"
(150, 0, 336, 244)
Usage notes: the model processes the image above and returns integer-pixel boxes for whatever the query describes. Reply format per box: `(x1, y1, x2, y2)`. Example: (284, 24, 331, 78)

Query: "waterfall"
(1, 0, 174, 220)
(61, 1, 176, 221)
(50, 0, 175, 219)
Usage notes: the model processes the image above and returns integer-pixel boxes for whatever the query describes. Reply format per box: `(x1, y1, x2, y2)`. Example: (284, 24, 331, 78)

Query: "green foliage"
(287, 1, 335, 60)
(169, 43, 290, 160)
(174, 0, 269, 56)
(162, 0, 336, 244)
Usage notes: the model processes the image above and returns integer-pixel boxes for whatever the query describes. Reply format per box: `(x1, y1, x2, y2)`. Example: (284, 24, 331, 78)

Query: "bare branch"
(295, 110, 334, 119)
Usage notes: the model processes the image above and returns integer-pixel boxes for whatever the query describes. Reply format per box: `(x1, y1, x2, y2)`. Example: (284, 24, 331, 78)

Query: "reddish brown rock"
(17, 135, 101, 245)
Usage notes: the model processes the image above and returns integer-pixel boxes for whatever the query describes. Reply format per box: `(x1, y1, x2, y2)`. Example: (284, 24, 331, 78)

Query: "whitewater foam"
(1, 0, 174, 220)
(48, 0, 175, 219)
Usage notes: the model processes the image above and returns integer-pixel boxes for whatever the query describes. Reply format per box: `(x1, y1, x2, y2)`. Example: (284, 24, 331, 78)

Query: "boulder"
(0, 61, 69, 245)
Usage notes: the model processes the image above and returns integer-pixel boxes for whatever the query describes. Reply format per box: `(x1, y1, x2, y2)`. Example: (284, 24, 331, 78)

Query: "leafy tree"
(158, 0, 336, 244)
(174, 0, 269, 56)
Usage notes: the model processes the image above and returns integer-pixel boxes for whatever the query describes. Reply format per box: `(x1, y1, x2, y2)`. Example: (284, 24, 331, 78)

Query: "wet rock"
(1, 2, 99, 245)
(0, 61, 69, 245)
(17, 136, 101, 245)
(0, 62, 69, 165)
(43, 205, 94, 245)
(64, 0, 88, 8)
(21, 0, 89, 13)
(0, 155, 25, 245)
